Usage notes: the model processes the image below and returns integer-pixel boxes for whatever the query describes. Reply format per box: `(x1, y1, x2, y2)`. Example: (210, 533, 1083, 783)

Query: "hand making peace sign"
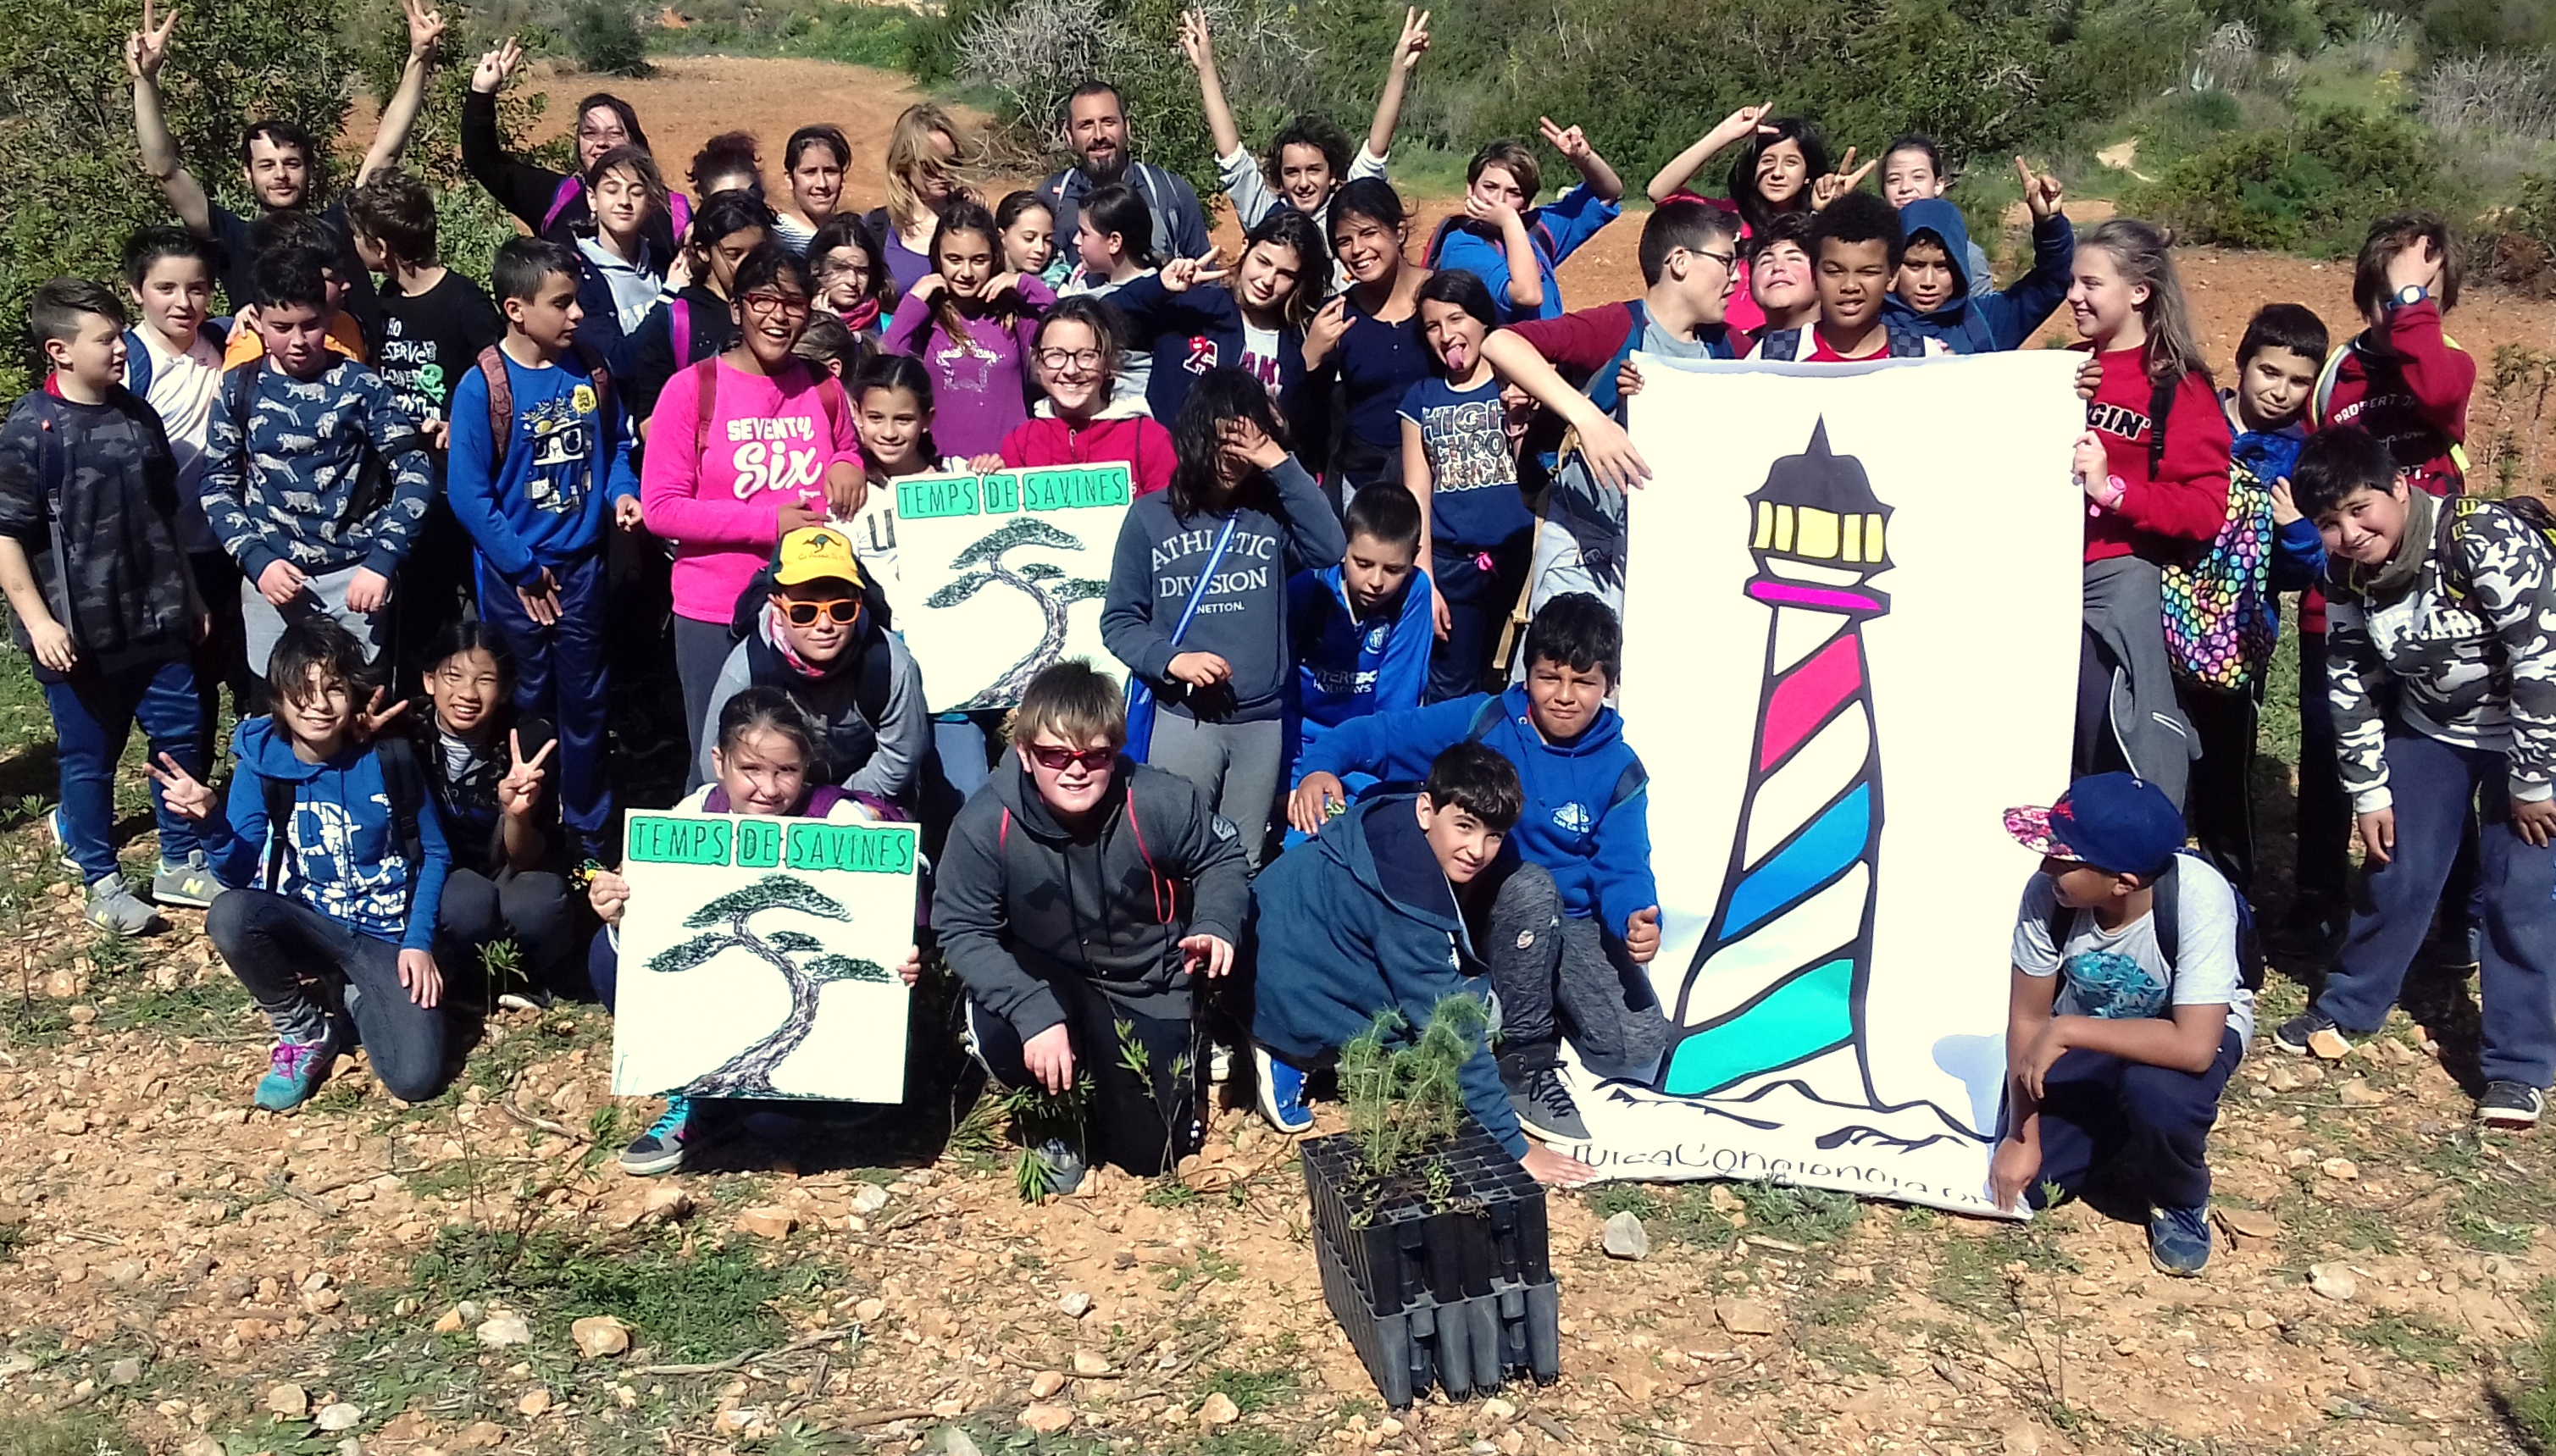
(145, 753, 218, 822)
(496, 730, 555, 820)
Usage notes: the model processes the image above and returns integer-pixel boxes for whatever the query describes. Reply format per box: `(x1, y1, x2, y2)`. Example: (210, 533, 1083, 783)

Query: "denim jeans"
(207, 888, 451, 1102)
(2315, 731, 2556, 1088)
(43, 656, 205, 883)
(479, 553, 611, 850)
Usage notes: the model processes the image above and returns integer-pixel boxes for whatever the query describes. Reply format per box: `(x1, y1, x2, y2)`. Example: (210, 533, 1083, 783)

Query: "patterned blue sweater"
(200, 357, 431, 580)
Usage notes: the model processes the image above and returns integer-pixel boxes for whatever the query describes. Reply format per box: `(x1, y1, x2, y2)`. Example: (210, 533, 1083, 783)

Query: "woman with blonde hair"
(860, 102, 978, 295)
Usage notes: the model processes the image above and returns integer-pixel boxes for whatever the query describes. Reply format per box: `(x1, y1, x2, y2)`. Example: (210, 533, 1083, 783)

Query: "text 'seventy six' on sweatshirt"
(446, 349, 640, 585)
(200, 357, 434, 582)
(1101, 455, 1349, 724)
(1295, 683, 1656, 936)
(640, 358, 860, 627)
(2080, 346, 2233, 565)
(198, 717, 452, 952)
(2326, 490, 2556, 813)
(934, 758, 1249, 1040)
(0, 385, 196, 683)
(1248, 794, 1524, 1156)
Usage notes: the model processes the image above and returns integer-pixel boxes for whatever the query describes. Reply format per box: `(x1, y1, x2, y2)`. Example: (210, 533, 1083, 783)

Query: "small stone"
(1018, 1403, 1075, 1434)
(1602, 1210, 1650, 1261)
(516, 1389, 551, 1418)
(2245, 1309, 2278, 1330)
(431, 1306, 466, 1334)
(2320, 1157, 2359, 1181)
(854, 1298, 885, 1323)
(1029, 1370, 1066, 1399)
(927, 1431, 984, 1456)
(2338, 1079, 2387, 1107)
(315, 1403, 363, 1432)
(1479, 1397, 1516, 1422)
(1716, 1298, 1777, 1336)
(2310, 1264, 2359, 1302)
(712, 1408, 768, 1438)
(1198, 1392, 1240, 1426)
(735, 1204, 796, 1239)
(917, 1308, 957, 1340)
(269, 1383, 311, 1419)
(454, 1422, 507, 1449)
(1072, 1351, 1110, 1376)
(1057, 1290, 1094, 1319)
(851, 1182, 891, 1215)
(476, 1313, 533, 1348)
(571, 1315, 630, 1358)
(2215, 1207, 2278, 1241)
(46, 1110, 86, 1135)
(182, 1437, 225, 1456)
(2307, 1027, 2352, 1060)
(103, 1359, 142, 1386)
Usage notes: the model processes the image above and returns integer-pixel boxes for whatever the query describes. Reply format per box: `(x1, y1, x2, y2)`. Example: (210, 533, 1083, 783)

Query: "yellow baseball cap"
(773, 526, 865, 589)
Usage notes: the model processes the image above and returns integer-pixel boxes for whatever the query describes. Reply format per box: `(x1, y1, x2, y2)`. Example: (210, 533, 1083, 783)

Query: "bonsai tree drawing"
(923, 517, 1110, 708)
(645, 873, 889, 1096)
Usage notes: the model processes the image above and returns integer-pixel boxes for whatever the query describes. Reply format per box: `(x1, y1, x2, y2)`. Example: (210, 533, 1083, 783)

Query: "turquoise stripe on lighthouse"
(1721, 783, 1872, 937)
(1662, 956, 1856, 1095)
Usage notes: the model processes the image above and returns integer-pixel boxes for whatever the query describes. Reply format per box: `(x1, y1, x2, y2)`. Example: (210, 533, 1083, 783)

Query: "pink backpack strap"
(669, 191, 694, 243)
(671, 296, 692, 363)
(540, 175, 583, 235)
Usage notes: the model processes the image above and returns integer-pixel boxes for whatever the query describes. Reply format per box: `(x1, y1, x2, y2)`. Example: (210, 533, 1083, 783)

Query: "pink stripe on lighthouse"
(1759, 636, 1862, 771)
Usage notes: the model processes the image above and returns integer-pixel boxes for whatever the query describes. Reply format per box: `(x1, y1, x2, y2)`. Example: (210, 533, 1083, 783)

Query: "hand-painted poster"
(892, 464, 1131, 712)
(1555, 352, 2085, 1216)
(611, 811, 918, 1103)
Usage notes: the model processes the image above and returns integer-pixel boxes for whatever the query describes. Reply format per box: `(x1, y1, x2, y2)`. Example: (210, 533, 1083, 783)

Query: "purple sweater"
(884, 277, 1056, 460)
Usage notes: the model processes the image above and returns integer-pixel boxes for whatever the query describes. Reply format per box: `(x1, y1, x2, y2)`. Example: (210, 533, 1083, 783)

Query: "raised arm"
(1644, 102, 1771, 206)
(1177, 10, 1245, 166)
(127, 1, 211, 237)
(1539, 116, 1620, 204)
(1365, 8, 1430, 163)
(1482, 324, 1648, 490)
(358, 0, 448, 185)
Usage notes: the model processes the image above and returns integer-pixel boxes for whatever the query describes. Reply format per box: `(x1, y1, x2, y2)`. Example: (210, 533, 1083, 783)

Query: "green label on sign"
(980, 471, 1021, 513)
(897, 473, 980, 520)
(625, 815, 732, 866)
(1023, 465, 1132, 512)
(785, 822, 919, 875)
(735, 817, 784, 868)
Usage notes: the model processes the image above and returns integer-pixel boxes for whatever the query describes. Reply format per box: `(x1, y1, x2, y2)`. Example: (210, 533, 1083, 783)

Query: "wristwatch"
(2392, 284, 2427, 310)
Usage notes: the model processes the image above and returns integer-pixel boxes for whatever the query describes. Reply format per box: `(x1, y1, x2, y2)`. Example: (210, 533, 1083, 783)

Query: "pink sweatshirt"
(641, 357, 858, 624)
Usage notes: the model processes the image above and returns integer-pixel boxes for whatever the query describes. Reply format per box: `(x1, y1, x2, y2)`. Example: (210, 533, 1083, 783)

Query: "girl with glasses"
(972, 296, 1173, 496)
(641, 244, 864, 780)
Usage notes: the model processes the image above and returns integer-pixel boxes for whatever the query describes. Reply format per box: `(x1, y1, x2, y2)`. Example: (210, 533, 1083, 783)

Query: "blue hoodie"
(200, 717, 451, 951)
(446, 348, 640, 584)
(2224, 405, 2327, 595)
(1295, 684, 1655, 935)
(1884, 199, 2075, 356)
(1250, 795, 1523, 1155)
(1288, 563, 1433, 756)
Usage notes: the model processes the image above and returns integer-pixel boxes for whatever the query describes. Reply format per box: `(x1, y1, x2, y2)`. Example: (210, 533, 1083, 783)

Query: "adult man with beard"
(1035, 82, 1212, 266)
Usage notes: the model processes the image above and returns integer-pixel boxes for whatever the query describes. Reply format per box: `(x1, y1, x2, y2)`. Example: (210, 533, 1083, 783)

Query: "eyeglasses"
(1034, 347, 1105, 372)
(778, 598, 860, 626)
(1025, 743, 1114, 773)
(742, 291, 813, 318)
(1694, 248, 1738, 272)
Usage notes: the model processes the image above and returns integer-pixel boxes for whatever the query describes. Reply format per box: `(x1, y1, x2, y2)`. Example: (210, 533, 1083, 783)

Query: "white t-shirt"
(2010, 859, 2253, 1046)
(136, 324, 225, 555)
(1239, 321, 1284, 398)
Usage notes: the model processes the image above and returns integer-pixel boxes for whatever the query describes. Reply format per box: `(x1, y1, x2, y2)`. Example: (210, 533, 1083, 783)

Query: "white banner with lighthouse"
(1557, 352, 2087, 1216)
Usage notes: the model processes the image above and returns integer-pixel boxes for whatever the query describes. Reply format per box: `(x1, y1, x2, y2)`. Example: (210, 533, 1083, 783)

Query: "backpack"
(2308, 334, 2475, 483)
(2042, 849, 2265, 994)
(261, 734, 430, 914)
(222, 361, 428, 535)
(2160, 456, 2277, 691)
(2438, 494, 2556, 607)
(474, 340, 614, 472)
(123, 322, 228, 398)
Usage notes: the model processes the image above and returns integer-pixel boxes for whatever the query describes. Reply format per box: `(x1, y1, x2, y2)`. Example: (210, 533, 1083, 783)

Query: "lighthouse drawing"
(1661, 420, 1894, 1103)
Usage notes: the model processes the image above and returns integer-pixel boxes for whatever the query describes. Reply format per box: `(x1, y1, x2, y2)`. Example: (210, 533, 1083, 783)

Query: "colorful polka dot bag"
(2161, 460, 2276, 692)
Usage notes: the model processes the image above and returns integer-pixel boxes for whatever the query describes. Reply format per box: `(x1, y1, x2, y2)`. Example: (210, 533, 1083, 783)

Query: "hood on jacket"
(1893, 199, 1977, 313)
(1491, 682, 1625, 761)
(233, 716, 339, 784)
(1306, 794, 1467, 938)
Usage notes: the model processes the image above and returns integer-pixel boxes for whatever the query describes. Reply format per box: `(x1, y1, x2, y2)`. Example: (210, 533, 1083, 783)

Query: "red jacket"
(997, 412, 1175, 496)
(2311, 297, 2472, 500)
(2081, 344, 2232, 564)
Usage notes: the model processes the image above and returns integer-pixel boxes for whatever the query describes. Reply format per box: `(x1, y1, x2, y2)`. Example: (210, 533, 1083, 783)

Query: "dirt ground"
(13, 51, 2556, 1456)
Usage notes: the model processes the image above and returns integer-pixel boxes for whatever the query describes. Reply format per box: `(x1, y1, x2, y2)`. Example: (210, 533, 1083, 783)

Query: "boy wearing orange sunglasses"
(695, 526, 934, 814)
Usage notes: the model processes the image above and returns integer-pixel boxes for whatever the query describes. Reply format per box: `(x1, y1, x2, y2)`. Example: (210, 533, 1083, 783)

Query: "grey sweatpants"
(1145, 713, 1284, 870)
(241, 565, 386, 678)
(1481, 858, 1668, 1082)
(673, 614, 735, 791)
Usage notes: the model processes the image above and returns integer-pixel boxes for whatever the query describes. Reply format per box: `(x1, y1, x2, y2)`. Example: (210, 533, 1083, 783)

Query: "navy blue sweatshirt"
(1101, 456, 1348, 724)
(1105, 274, 1306, 424)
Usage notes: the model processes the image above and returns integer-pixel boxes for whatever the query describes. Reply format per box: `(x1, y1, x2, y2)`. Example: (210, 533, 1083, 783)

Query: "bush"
(2128, 108, 2450, 252)
(567, 0, 651, 78)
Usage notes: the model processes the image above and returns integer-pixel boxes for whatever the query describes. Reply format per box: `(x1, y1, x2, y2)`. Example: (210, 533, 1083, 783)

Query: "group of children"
(3, 3, 2548, 1280)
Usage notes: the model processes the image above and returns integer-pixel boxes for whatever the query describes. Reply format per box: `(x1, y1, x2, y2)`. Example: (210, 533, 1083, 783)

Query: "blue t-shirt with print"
(1397, 376, 1534, 549)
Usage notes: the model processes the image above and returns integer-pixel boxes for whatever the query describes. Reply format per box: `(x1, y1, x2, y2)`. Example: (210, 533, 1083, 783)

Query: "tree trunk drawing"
(924, 517, 1111, 710)
(642, 874, 890, 1097)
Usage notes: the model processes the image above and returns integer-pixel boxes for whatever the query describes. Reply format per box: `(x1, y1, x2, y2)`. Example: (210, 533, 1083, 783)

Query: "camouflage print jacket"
(2326, 490, 2556, 813)
(0, 386, 194, 680)
(199, 357, 431, 582)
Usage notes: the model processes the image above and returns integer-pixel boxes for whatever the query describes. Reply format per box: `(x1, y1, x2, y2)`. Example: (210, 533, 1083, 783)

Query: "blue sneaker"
(2149, 1204, 2213, 1276)
(44, 806, 77, 874)
(620, 1096, 695, 1176)
(253, 1023, 342, 1111)
(1253, 1043, 1313, 1134)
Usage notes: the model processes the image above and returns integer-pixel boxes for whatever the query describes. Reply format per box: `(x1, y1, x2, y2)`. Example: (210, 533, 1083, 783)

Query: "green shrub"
(2128, 108, 2449, 252)
(567, 0, 651, 78)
